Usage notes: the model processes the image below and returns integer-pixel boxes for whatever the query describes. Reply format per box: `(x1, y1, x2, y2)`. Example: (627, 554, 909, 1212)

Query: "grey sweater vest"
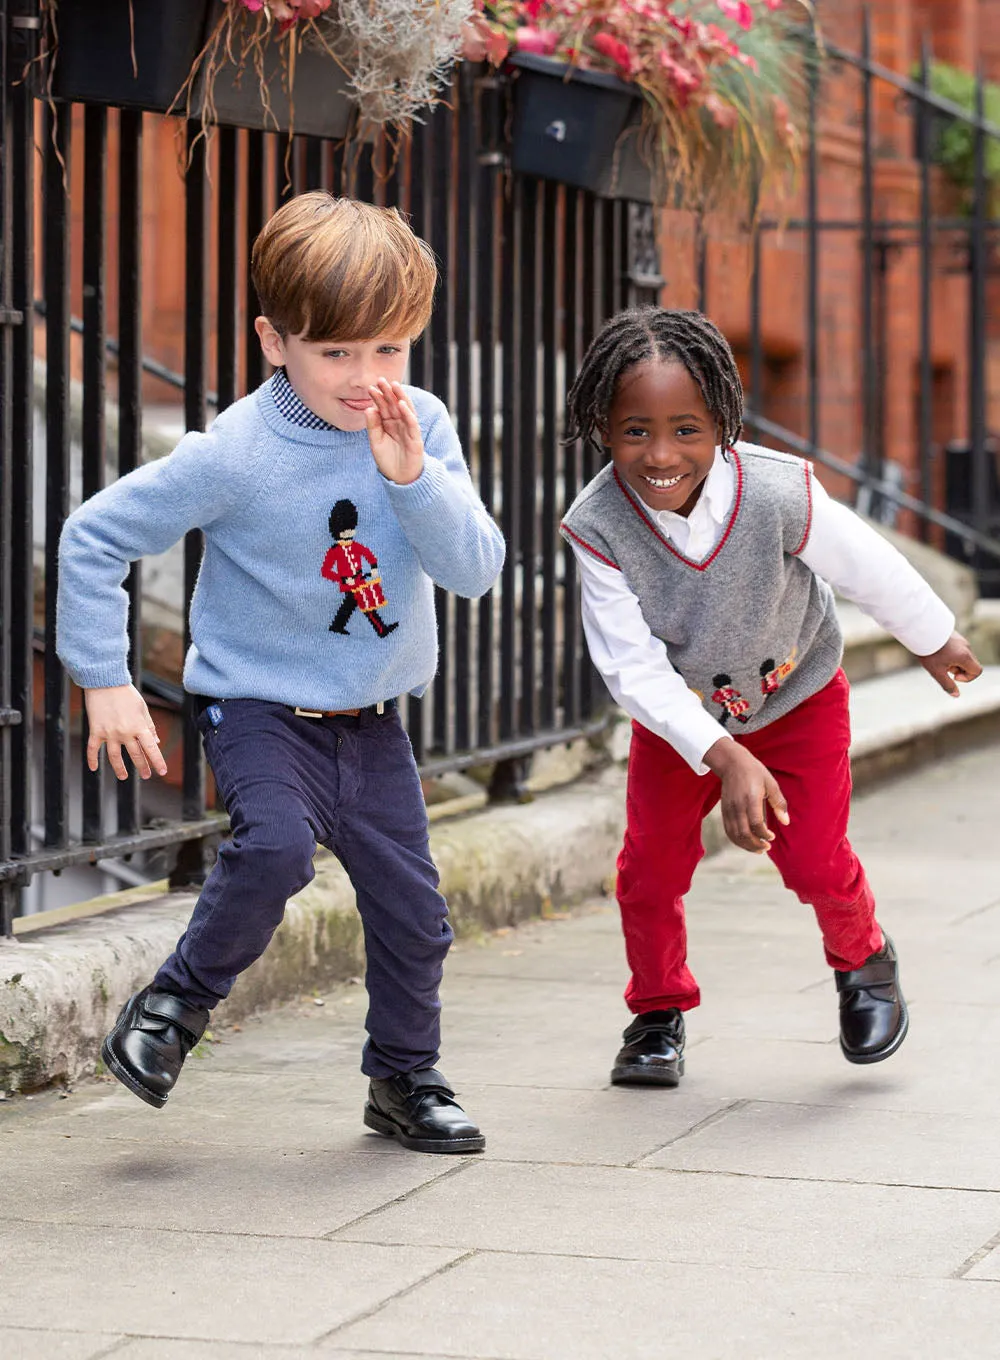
(560, 443, 843, 735)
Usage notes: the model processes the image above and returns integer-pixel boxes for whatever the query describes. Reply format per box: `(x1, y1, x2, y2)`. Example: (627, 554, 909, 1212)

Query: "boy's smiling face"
(605, 358, 721, 518)
(255, 319, 411, 431)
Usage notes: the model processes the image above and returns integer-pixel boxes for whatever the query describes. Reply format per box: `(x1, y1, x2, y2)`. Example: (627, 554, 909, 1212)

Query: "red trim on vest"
(561, 523, 621, 570)
(611, 450, 745, 572)
(791, 463, 813, 556)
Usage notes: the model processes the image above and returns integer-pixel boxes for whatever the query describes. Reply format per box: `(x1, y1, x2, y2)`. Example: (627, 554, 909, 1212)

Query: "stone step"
(850, 662, 1000, 789)
(838, 601, 913, 683)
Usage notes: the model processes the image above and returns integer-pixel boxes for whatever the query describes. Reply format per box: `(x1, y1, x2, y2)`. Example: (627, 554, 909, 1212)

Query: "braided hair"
(565, 307, 744, 453)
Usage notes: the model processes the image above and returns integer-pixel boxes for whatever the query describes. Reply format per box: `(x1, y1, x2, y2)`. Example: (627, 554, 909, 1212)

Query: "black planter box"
(193, 3, 353, 138)
(48, 0, 210, 113)
(509, 52, 653, 202)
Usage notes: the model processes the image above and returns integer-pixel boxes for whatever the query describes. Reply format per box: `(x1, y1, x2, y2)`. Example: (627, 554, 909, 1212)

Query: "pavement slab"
(0, 1333, 123, 1360)
(2, 743, 1000, 1357)
(0, 1221, 462, 1344)
(641, 1098, 1000, 1191)
(0, 1131, 458, 1237)
(333, 1158, 1000, 1277)
(332, 1252, 1000, 1360)
(111, 1349, 480, 1360)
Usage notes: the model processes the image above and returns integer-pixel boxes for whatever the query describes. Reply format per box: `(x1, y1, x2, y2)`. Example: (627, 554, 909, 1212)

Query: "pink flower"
(463, 16, 512, 64)
(667, 14, 695, 41)
(704, 23, 739, 57)
(716, 0, 753, 31)
(515, 25, 560, 55)
(659, 51, 701, 104)
(705, 93, 738, 127)
(235, 0, 331, 21)
(592, 31, 634, 75)
(762, 0, 783, 8)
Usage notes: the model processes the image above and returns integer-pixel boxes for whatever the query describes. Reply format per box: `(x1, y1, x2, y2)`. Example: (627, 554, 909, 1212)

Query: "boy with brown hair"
(57, 193, 505, 1153)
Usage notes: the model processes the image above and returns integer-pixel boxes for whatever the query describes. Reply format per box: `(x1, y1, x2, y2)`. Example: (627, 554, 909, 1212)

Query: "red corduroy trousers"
(616, 669, 883, 1013)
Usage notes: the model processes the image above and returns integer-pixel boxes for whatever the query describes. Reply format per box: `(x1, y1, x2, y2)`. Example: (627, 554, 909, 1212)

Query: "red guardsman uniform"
(323, 498, 398, 640)
(321, 540, 388, 614)
(760, 647, 800, 696)
(710, 676, 751, 726)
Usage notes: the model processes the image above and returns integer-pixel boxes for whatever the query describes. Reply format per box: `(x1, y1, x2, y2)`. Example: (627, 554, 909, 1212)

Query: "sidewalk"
(2, 741, 1000, 1358)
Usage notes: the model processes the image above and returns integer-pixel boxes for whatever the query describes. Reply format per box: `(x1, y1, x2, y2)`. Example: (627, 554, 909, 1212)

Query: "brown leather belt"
(292, 700, 391, 719)
(193, 695, 394, 722)
(294, 705, 363, 719)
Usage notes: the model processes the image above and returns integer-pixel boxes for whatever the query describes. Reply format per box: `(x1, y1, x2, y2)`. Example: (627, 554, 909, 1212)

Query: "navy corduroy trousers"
(154, 699, 452, 1078)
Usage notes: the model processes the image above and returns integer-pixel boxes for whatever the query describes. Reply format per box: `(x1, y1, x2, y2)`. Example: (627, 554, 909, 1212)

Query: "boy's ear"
(255, 316, 287, 368)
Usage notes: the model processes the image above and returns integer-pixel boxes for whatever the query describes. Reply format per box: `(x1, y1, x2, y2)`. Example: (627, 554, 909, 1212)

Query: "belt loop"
(376, 701, 385, 715)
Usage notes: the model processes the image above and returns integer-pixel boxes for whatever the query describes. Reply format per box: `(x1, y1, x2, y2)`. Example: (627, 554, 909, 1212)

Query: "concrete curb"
(3, 667, 1000, 1092)
(0, 769, 632, 1092)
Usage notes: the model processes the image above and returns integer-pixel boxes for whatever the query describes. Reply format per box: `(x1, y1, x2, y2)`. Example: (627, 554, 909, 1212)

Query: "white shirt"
(571, 451, 955, 774)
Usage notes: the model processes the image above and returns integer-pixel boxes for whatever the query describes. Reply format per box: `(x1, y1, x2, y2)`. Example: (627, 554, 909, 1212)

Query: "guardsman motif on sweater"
(760, 646, 800, 696)
(711, 674, 751, 726)
(321, 499, 399, 640)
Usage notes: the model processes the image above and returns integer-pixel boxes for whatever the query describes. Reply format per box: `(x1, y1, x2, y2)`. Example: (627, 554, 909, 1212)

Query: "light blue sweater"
(56, 381, 506, 710)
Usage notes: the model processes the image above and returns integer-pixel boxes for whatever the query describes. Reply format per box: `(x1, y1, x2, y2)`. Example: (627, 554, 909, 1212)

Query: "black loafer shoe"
(364, 1068, 485, 1154)
(836, 934, 909, 1065)
(611, 1009, 686, 1086)
(101, 986, 210, 1109)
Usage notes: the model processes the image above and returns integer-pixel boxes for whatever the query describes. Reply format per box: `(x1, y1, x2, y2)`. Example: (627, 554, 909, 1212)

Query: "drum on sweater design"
(320, 499, 399, 641)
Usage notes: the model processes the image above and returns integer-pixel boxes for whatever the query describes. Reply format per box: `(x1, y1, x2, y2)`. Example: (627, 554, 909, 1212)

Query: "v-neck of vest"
(612, 450, 744, 572)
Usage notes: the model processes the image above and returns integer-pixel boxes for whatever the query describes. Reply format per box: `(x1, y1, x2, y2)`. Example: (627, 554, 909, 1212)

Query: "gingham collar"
(270, 367, 336, 431)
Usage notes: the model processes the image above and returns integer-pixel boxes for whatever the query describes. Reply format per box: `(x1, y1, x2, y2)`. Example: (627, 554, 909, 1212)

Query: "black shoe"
(611, 1009, 686, 1086)
(364, 1068, 485, 1154)
(101, 986, 210, 1109)
(836, 934, 909, 1064)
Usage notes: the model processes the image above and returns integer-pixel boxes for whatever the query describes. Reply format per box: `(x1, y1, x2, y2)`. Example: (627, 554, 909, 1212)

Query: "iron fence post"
(917, 41, 935, 542)
(970, 69, 990, 563)
(171, 124, 210, 890)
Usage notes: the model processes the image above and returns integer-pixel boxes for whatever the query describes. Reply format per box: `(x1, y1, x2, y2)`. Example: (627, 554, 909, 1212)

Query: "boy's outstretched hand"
(365, 378, 425, 486)
(919, 630, 982, 697)
(85, 684, 167, 782)
(704, 738, 790, 854)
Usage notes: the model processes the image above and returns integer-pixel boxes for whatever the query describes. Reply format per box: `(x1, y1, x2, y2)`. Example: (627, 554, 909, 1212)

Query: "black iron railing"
(0, 7, 662, 931)
(5, 3, 1000, 932)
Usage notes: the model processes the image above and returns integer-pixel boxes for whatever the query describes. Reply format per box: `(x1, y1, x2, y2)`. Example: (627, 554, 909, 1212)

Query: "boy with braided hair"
(560, 306, 981, 1086)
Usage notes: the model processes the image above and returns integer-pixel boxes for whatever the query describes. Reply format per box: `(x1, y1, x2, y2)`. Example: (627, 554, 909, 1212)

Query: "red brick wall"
(657, 0, 993, 528)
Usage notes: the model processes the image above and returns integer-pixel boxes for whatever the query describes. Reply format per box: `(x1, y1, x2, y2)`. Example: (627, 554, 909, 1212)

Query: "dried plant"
(317, 0, 475, 125)
(227, 0, 475, 126)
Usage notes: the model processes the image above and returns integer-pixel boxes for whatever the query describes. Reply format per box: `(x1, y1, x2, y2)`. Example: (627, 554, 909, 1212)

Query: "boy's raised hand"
(365, 378, 425, 486)
(919, 630, 983, 697)
(85, 684, 167, 782)
(704, 738, 790, 854)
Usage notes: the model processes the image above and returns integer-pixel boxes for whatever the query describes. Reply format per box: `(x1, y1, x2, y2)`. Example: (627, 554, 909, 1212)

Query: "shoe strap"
(141, 991, 210, 1043)
(835, 959, 896, 992)
(392, 1068, 456, 1101)
(623, 1013, 684, 1043)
